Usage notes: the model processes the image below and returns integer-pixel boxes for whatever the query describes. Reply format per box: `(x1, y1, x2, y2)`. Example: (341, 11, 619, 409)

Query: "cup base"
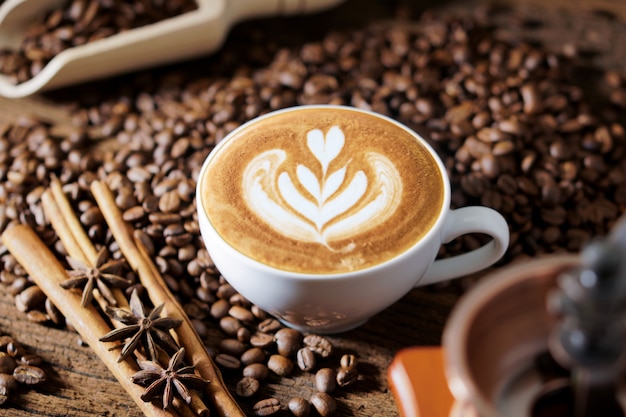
(276, 317, 369, 334)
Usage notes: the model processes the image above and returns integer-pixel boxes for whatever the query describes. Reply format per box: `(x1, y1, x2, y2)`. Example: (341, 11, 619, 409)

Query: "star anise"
(132, 347, 208, 410)
(99, 289, 182, 362)
(61, 247, 131, 308)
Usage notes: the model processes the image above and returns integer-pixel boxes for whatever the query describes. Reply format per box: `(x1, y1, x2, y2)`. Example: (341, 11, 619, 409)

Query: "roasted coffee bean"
(0, 337, 14, 351)
(315, 368, 337, 393)
(253, 398, 281, 416)
(251, 305, 268, 321)
(243, 363, 269, 381)
(13, 365, 45, 385)
(214, 353, 241, 370)
(339, 354, 357, 369)
(216, 283, 237, 300)
(80, 205, 103, 226)
(19, 354, 42, 367)
(274, 328, 302, 357)
(228, 293, 250, 308)
(218, 339, 246, 357)
(0, 385, 7, 405)
(211, 299, 231, 319)
(296, 347, 316, 372)
(310, 392, 337, 417)
(25, 310, 49, 324)
(0, 353, 16, 374)
(236, 376, 260, 397)
(0, 373, 18, 392)
(237, 326, 251, 343)
(229, 305, 254, 323)
(7, 277, 28, 296)
(250, 332, 275, 348)
(241, 347, 266, 366)
(219, 316, 242, 336)
(288, 397, 311, 417)
(158, 190, 181, 213)
(267, 354, 294, 377)
(6, 342, 24, 359)
(258, 318, 281, 333)
(303, 335, 333, 358)
(122, 206, 146, 223)
(337, 366, 359, 387)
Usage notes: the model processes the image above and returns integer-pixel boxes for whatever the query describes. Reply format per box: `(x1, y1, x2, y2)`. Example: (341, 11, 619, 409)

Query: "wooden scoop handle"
(388, 346, 455, 417)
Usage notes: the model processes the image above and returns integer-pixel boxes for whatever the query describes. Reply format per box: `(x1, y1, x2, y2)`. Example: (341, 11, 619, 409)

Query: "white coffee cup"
(196, 105, 509, 333)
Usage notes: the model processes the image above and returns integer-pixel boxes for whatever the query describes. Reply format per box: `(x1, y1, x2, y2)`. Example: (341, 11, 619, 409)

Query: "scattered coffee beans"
(296, 347, 316, 372)
(235, 376, 260, 398)
(267, 354, 294, 377)
(0, 3, 625, 416)
(310, 392, 337, 417)
(274, 328, 302, 358)
(315, 368, 337, 394)
(13, 365, 45, 385)
(303, 335, 333, 358)
(288, 397, 311, 417)
(337, 365, 359, 388)
(0, 332, 46, 406)
(243, 363, 269, 381)
(253, 397, 281, 416)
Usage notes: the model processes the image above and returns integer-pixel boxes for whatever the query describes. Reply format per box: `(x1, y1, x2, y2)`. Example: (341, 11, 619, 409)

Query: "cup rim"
(195, 104, 451, 280)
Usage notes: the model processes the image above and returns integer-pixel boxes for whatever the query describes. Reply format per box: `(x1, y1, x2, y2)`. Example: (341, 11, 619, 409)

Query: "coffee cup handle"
(417, 206, 510, 287)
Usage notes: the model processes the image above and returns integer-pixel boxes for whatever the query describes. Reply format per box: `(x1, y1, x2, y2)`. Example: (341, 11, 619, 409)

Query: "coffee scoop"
(0, 0, 346, 98)
(543, 217, 626, 417)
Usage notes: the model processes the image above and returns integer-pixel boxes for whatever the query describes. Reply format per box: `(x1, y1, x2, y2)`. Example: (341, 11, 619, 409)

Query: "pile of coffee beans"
(0, 332, 46, 406)
(0, 3, 625, 415)
(0, 0, 198, 84)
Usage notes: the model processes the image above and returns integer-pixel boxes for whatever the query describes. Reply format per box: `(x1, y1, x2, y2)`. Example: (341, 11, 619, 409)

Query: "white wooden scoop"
(0, 0, 346, 98)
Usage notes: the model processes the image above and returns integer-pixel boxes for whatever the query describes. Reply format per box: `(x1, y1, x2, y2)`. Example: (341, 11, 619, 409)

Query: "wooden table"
(0, 0, 624, 416)
(0, 276, 459, 417)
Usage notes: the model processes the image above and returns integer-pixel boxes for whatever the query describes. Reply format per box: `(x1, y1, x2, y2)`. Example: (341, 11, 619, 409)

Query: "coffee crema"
(200, 107, 444, 274)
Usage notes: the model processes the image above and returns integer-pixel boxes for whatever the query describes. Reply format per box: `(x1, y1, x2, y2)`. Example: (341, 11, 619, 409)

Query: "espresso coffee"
(199, 107, 444, 274)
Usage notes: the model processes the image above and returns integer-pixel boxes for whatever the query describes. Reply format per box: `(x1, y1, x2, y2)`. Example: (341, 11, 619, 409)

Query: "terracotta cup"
(389, 255, 582, 417)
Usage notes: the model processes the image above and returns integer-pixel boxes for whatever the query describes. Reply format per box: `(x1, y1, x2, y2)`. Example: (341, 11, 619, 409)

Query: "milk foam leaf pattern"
(100, 289, 182, 362)
(318, 170, 367, 227)
(242, 126, 403, 250)
(307, 126, 344, 175)
(296, 164, 321, 201)
(244, 150, 320, 242)
(323, 153, 402, 242)
(280, 127, 367, 236)
(132, 347, 208, 410)
(60, 247, 131, 308)
(322, 165, 347, 201)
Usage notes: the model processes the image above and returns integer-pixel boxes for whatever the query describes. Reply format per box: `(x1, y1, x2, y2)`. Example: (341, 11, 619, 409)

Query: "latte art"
(243, 126, 402, 252)
(200, 107, 445, 274)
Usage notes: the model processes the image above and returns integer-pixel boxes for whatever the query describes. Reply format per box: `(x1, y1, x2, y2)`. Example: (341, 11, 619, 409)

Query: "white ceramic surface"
(0, 0, 346, 97)
(196, 105, 510, 333)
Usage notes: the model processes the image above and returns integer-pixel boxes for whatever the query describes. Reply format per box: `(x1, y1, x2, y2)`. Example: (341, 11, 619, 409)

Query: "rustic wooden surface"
(0, 0, 624, 416)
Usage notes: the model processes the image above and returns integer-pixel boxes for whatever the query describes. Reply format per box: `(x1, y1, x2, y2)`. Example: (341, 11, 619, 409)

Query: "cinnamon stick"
(2, 224, 174, 417)
(42, 182, 127, 308)
(42, 182, 201, 417)
(90, 180, 245, 417)
(49, 176, 99, 263)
